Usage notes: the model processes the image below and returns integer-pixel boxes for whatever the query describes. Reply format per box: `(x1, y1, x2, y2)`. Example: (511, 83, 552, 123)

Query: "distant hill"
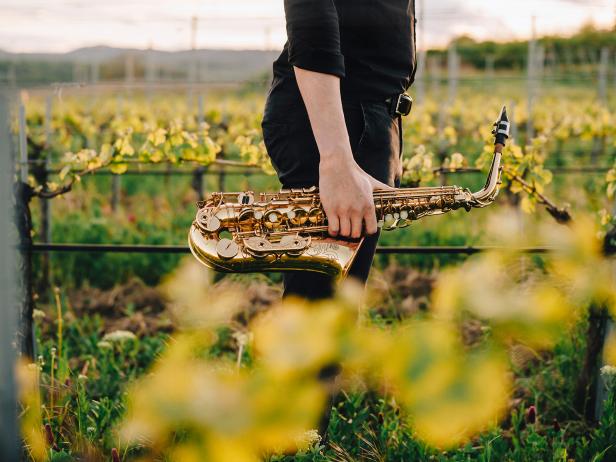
(0, 46, 282, 87)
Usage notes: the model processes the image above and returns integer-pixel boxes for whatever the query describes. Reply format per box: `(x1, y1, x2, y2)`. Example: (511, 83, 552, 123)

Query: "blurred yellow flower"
(161, 257, 243, 330)
(380, 321, 510, 448)
(604, 329, 616, 367)
(121, 325, 325, 458)
(252, 297, 353, 377)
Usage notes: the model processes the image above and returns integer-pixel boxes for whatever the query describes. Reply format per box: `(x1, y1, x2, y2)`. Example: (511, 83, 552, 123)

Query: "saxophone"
(189, 107, 510, 278)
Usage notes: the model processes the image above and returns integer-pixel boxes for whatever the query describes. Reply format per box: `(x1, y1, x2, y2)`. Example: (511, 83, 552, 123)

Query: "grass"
(27, 276, 616, 462)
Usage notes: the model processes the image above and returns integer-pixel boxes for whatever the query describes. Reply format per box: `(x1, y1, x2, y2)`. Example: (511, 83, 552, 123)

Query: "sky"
(0, 0, 614, 53)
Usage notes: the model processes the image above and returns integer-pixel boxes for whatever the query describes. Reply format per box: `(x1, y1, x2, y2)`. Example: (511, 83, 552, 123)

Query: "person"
(262, 0, 417, 300)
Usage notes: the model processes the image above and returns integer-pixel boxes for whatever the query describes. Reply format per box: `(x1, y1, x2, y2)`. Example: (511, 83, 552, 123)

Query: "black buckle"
(388, 93, 413, 117)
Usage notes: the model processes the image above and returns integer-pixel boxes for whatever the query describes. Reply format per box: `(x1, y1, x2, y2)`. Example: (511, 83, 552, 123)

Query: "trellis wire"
(29, 164, 616, 177)
(29, 243, 555, 255)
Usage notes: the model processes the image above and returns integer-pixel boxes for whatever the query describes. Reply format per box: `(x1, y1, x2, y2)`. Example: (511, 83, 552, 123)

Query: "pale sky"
(0, 0, 614, 53)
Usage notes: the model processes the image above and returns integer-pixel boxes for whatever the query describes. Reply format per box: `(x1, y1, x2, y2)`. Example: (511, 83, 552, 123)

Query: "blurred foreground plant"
(112, 266, 500, 458)
(18, 208, 616, 460)
(118, 210, 616, 459)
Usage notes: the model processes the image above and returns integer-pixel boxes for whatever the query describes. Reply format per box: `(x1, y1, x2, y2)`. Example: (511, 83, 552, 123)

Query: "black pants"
(262, 87, 403, 300)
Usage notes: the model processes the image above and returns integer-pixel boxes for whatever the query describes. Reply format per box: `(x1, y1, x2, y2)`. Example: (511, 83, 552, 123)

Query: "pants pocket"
(261, 119, 320, 187)
(355, 102, 401, 187)
(342, 101, 367, 154)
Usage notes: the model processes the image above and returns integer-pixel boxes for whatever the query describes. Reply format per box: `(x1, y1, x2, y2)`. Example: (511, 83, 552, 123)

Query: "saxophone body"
(188, 107, 510, 278)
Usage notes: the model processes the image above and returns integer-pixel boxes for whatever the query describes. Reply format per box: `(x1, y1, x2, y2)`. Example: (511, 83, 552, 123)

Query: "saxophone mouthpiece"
(471, 106, 508, 206)
(492, 105, 510, 149)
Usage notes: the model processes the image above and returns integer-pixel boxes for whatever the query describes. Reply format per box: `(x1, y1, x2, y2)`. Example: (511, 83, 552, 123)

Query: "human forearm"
(293, 66, 354, 166)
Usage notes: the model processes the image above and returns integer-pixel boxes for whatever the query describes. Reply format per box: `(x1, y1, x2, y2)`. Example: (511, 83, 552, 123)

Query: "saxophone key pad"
(267, 211, 283, 223)
(384, 214, 396, 227)
(204, 216, 221, 233)
(216, 238, 240, 259)
(196, 209, 221, 233)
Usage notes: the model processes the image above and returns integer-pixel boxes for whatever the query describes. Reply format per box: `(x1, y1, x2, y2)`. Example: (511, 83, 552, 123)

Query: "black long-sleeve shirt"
(271, 0, 417, 102)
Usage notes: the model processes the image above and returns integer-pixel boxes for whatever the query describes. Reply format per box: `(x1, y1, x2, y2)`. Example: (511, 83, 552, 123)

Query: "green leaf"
(608, 182, 616, 200)
(119, 140, 134, 156)
(99, 143, 114, 164)
(59, 165, 71, 181)
(520, 196, 535, 214)
(109, 163, 128, 175)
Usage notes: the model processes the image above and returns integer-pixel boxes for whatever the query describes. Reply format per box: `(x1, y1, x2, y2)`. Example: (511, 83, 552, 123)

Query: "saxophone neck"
(470, 105, 509, 208)
(470, 149, 503, 207)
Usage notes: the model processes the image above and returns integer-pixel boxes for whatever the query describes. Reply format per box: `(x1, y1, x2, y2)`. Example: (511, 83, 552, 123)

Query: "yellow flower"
(252, 297, 352, 377)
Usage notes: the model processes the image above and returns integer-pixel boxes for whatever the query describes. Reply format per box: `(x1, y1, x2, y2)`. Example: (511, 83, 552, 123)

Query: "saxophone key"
(383, 213, 396, 229)
(216, 238, 240, 259)
(289, 208, 308, 226)
(264, 211, 284, 230)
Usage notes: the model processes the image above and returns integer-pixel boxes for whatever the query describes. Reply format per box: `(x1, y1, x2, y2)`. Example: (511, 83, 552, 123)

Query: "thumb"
(355, 164, 395, 191)
(368, 175, 394, 191)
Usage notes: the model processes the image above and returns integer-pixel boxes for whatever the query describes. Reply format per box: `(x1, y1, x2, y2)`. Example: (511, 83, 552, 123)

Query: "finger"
(350, 213, 363, 239)
(364, 209, 378, 235)
(339, 215, 351, 238)
(327, 213, 340, 237)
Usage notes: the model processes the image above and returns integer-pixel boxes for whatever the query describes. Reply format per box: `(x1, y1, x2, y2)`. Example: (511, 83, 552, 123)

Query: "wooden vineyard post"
(16, 101, 35, 358)
(574, 304, 610, 422)
(593, 201, 616, 419)
(40, 95, 53, 292)
(526, 16, 538, 142)
(187, 16, 199, 109)
(594, 314, 615, 420)
(0, 88, 20, 462)
(415, 0, 426, 104)
(112, 95, 122, 211)
(218, 169, 226, 193)
(597, 47, 609, 106)
(19, 103, 27, 184)
(509, 101, 518, 144)
(192, 167, 205, 202)
(447, 42, 459, 104)
(197, 94, 205, 128)
(43, 95, 52, 244)
(111, 175, 121, 211)
(591, 48, 610, 164)
(575, 219, 616, 422)
(437, 105, 447, 187)
(415, 50, 426, 104)
(145, 46, 155, 105)
(428, 55, 441, 97)
(192, 94, 206, 201)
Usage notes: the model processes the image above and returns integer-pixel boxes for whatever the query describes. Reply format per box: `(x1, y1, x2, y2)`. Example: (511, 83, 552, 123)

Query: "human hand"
(319, 158, 392, 238)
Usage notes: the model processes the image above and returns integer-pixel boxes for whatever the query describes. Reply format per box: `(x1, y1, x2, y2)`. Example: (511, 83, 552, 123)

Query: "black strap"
(385, 93, 413, 117)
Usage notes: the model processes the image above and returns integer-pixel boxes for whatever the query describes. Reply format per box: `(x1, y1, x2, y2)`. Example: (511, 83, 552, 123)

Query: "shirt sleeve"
(283, 0, 345, 78)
